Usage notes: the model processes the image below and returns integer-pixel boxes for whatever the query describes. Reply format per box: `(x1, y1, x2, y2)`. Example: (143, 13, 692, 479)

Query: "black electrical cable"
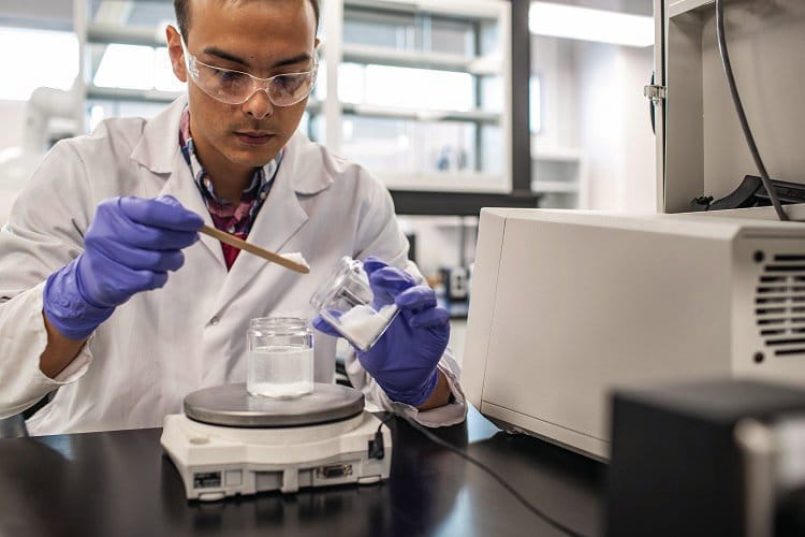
(397, 413, 587, 537)
(715, 0, 789, 221)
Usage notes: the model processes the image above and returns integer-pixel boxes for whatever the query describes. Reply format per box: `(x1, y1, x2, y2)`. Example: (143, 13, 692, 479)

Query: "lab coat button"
(209, 316, 220, 326)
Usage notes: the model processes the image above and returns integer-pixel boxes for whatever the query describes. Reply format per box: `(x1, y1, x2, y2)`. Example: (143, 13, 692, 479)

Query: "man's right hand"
(43, 195, 203, 340)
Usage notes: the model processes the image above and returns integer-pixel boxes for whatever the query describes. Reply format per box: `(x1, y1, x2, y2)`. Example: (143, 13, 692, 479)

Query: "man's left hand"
(314, 257, 450, 406)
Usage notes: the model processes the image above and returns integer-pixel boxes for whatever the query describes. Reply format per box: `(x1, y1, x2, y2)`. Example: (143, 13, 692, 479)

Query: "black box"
(607, 380, 805, 537)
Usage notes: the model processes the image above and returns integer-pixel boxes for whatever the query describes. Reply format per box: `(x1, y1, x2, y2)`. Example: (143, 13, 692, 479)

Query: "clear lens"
(187, 55, 316, 106)
(192, 61, 254, 103)
(269, 72, 316, 106)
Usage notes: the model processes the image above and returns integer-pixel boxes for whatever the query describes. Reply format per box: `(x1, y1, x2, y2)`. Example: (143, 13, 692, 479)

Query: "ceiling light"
(530, 2, 654, 48)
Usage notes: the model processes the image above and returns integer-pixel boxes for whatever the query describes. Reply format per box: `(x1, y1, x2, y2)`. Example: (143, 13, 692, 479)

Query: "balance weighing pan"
(183, 383, 365, 428)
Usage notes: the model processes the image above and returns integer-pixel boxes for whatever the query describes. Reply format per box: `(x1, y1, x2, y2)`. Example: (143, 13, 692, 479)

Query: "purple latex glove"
(44, 195, 203, 340)
(314, 257, 450, 406)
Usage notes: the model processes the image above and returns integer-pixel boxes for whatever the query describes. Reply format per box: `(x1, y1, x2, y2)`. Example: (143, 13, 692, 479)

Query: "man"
(0, 0, 465, 435)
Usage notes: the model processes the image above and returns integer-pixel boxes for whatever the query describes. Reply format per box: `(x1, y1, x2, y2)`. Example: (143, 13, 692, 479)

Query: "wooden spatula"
(199, 225, 310, 274)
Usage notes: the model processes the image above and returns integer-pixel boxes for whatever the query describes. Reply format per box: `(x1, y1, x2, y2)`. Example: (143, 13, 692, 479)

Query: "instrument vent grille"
(756, 255, 805, 358)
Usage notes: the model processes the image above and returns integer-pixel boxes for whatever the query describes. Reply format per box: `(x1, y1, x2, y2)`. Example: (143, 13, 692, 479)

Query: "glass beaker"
(310, 257, 399, 351)
(247, 317, 314, 398)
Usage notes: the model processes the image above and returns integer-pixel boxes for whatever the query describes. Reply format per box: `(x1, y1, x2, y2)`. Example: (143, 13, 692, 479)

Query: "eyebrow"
(202, 47, 313, 70)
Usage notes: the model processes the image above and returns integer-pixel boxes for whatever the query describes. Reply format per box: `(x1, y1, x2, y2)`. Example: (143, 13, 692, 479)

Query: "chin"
(228, 143, 281, 169)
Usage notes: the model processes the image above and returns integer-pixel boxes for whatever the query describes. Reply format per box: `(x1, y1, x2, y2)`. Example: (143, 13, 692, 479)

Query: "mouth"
(234, 131, 275, 146)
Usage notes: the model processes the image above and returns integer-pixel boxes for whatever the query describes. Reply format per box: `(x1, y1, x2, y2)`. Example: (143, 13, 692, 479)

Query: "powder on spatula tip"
(282, 252, 310, 269)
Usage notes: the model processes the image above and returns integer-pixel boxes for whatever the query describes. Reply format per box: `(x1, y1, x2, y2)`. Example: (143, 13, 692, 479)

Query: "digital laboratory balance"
(161, 383, 392, 501)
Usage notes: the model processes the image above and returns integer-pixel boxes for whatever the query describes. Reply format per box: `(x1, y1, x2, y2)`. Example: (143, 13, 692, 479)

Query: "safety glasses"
(180, 36, 317, 107)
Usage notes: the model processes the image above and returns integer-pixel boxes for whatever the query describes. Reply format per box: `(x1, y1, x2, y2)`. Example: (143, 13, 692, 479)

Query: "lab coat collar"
(129, 96, 334, 196)
(130, 96, 186, 175)
(161, 148, 227, 270)
(279, 130, 334, 195)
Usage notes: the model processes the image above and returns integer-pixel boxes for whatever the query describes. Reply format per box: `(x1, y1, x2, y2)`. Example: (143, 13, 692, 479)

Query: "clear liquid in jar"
(247, 346, 314, 398)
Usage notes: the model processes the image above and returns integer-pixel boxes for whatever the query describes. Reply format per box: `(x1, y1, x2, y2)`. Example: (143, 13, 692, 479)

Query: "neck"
(190, 127, 253, 205)
(201, 155, 252, 205)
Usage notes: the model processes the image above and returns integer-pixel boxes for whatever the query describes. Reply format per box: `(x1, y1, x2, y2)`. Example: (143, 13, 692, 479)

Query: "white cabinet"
(532, 144, 588, 209)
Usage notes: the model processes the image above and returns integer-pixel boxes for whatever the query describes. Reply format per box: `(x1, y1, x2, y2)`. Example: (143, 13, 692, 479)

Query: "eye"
(213, 69, 247, 85)
(275, 74, 306, 93)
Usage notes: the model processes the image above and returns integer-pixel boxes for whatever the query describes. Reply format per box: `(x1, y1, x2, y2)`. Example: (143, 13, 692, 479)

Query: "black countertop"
(0, 407, 605, 537)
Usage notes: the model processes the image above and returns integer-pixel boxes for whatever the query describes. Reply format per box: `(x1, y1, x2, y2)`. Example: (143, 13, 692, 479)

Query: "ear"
(165, 25, 188, 83)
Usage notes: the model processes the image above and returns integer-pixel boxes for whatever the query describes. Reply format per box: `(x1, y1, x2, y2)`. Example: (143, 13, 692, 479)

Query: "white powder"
(337, 304, 397, 350)
(247, 346, 314, 398)
(281, 252, 310, 269)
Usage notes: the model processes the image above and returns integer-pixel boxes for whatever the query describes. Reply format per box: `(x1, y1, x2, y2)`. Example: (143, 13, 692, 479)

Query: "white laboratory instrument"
(463, 208, 805, 460)
(0, 84, 79, 224)
(161, 383, 392, 500)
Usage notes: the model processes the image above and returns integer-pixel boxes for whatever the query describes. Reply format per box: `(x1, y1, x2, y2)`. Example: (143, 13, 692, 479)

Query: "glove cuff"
(384, 369, 440, 407)
(43, 259, 115, 340)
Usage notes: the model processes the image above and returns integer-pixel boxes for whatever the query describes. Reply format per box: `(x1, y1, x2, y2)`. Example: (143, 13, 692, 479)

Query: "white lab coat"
(0, 97, 466, 435)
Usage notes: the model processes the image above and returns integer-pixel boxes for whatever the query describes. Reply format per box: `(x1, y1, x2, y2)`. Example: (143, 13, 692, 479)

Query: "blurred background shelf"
(341, 43, 501, 75)
(340, 103, 500, 124)
(86, 85, 178, 103)
(86, 22, 164, 47)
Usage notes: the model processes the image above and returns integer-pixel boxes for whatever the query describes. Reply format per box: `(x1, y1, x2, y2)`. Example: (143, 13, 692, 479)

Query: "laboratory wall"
(531, 37, 577, 153)
(531, 0, 657, 213)
(576, 41, 656, 212)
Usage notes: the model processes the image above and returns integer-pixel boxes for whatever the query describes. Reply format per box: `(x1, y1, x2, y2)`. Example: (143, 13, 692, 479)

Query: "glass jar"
(247, 317, 314, 398)
(309, 257, 399, 351)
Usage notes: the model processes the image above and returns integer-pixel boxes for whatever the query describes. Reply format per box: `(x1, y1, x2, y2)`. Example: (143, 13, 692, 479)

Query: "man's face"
(168, 0, 317, 171)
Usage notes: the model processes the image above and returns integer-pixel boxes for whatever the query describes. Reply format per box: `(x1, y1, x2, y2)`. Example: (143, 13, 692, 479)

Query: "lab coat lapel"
(129, 96, 226, 269)
(159, 151, 226, 269)
(213, 151, 310, 311)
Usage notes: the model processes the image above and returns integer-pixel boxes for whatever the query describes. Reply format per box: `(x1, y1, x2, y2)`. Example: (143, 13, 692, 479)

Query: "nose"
(242, 89, 274, 120)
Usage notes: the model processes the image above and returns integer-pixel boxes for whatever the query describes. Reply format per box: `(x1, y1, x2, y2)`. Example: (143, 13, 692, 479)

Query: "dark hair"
(174, 0, 320, 41)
